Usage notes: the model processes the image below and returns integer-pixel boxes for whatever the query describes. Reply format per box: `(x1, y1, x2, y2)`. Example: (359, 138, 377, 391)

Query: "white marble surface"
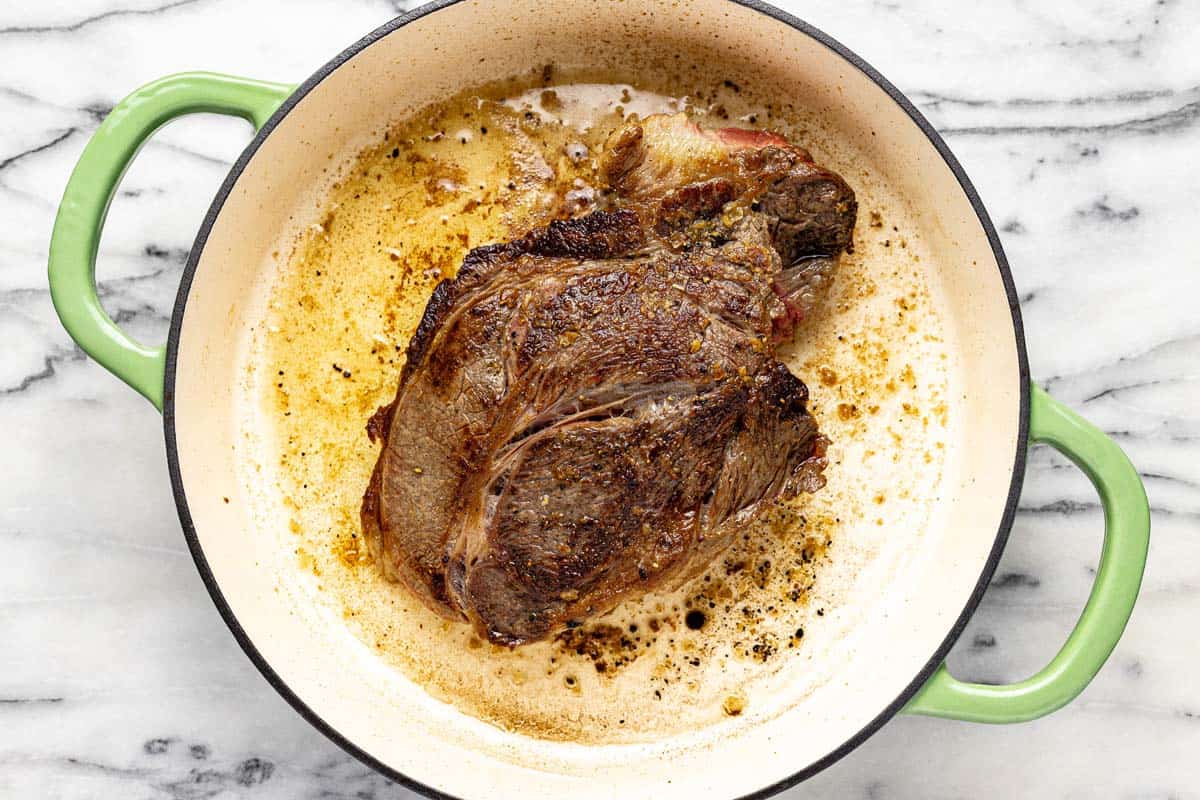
(1, 0, 1197, 797)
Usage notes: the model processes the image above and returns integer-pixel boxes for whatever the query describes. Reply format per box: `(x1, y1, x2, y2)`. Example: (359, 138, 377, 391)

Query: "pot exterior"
(46, 1, 1152, 798)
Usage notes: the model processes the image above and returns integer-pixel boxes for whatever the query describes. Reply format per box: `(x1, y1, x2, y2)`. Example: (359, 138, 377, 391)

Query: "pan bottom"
(234, 68, 959, 753)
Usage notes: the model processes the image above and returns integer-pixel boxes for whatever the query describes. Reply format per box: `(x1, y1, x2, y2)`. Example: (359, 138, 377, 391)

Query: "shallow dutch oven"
(48, 1, 1150, 797)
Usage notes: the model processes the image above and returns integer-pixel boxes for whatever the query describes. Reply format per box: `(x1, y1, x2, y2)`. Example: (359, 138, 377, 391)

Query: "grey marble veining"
(1, 0, 1197, 797)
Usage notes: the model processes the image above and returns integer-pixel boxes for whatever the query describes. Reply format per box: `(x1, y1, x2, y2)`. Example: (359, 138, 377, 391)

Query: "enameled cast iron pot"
(48, 1, 1151, 797)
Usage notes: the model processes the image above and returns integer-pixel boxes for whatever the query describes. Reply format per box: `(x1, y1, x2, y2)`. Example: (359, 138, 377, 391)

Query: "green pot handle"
(904, 383, 1149, 722)
(48, 72, 293, 411)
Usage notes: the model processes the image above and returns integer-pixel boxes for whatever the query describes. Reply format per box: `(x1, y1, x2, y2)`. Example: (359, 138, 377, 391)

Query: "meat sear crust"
(361, 114, 856, 645)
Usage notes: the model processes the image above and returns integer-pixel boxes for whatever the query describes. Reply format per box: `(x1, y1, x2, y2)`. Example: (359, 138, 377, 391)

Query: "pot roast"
(361, 114, 857, 645)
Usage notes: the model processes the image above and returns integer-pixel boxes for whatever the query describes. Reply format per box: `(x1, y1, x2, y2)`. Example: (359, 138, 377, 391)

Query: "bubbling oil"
(247, 68, 951, 744)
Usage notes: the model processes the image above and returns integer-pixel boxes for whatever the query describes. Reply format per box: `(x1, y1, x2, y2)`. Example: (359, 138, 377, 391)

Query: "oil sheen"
(244, 71, 953, 745)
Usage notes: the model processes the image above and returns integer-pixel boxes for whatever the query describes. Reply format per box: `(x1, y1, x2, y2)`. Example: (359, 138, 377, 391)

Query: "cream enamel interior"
(170, 1, 1022, 798)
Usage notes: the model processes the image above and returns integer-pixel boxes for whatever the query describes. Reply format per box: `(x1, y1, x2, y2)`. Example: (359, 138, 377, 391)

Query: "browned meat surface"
(361, 114, 856, 645)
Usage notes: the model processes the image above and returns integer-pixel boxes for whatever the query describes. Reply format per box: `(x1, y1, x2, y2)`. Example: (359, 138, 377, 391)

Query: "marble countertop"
(2, 0, 1197, 797)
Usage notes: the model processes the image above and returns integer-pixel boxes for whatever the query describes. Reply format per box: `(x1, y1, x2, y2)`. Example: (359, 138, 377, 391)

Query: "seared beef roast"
(361, 114, 856, 645)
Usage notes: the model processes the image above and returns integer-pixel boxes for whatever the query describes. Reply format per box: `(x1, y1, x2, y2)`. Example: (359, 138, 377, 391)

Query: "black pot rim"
(163, 2, 1030, 798)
